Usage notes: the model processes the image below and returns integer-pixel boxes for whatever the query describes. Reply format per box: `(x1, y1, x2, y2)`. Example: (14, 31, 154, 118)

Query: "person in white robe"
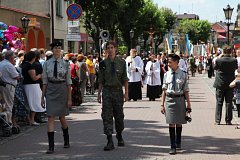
(126, 49, 143, 101)
(178, 52, 188, 73)
(145, 54, 161, 101)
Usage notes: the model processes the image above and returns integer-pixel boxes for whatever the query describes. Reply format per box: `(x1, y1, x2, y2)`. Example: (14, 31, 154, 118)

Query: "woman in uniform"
(41, 41, 72, 154)
(161, 54, 191, 155)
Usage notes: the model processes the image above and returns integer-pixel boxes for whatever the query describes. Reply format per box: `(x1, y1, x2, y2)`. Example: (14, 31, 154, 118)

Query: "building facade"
(0, 0, 68, 51)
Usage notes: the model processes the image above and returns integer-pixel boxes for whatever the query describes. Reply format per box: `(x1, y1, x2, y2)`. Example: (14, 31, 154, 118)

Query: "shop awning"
(217, 34, 226, 39)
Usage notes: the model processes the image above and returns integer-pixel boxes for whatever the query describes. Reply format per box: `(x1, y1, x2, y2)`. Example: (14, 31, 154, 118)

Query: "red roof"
(0, 5, 50, 18)
(217, 34, 226, 39)
(214, 29, 226, 33)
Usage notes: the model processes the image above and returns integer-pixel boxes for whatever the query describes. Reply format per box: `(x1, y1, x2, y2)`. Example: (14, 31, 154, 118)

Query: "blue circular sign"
(66, 4, 83, 20)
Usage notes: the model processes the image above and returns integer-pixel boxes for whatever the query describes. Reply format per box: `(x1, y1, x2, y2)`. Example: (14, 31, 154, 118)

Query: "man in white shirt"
(0, 50, 20, 124)
(178, 52, 188, 73)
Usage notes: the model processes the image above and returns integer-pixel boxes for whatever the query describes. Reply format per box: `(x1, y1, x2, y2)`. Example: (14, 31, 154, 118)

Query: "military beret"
(50, 41, 62, 48)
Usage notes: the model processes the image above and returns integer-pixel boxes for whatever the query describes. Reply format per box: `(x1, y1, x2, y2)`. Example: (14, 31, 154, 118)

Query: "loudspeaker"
(100, 30, 109, 41)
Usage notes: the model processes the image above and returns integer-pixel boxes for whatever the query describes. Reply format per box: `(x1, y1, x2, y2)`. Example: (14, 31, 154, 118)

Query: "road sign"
(66, 4, 83, 20)
(68, 27, 80, 34)
(68, 20, 80, 27)
(66, 34, 81, 41)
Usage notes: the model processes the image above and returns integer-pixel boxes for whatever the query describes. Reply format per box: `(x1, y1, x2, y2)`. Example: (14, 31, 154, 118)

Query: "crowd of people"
(0, 42, 240, 154)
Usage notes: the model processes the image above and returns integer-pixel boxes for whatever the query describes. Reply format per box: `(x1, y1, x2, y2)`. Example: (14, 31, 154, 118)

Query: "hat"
(77, 54, 85, 61)
(45, 50, 53, 56)
(67, 53, 74, 59)
(50, 41, 62, 48)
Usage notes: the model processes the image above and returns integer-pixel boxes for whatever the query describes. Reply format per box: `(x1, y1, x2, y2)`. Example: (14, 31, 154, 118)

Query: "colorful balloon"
(0, 22, 8, 30)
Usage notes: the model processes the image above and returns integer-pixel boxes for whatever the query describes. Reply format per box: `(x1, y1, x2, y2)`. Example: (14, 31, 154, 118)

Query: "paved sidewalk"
(0, 73, 240, 160)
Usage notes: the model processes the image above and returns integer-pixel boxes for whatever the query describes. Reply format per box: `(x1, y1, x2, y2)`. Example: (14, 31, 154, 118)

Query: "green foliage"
(75, 0, 177, 52)
(178, 19, 211, 44)
(118, 45, 128, 55)
(159, 7, 177, 31)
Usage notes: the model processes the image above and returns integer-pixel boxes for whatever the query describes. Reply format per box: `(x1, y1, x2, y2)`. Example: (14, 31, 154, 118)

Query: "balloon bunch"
(0, 22, 24, 52)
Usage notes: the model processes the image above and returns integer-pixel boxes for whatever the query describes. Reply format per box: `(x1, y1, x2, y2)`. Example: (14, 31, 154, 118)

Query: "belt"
(166, 93, 184, 98)
(104, 86, 122, 91)
(48, 80, 66, 84)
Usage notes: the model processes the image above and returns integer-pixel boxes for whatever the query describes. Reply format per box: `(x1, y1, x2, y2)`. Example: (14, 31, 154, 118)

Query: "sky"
(153, 0, 239, 23)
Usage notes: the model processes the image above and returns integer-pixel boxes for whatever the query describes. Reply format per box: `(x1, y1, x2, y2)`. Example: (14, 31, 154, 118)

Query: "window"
(56, 0, 63, 17)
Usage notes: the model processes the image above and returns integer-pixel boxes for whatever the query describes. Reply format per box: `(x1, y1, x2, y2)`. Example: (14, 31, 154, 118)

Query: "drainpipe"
(51, 0, 54, 41)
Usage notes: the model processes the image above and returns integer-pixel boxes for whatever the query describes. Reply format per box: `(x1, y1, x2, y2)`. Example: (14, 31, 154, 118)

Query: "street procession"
(0, 0, 240, 159)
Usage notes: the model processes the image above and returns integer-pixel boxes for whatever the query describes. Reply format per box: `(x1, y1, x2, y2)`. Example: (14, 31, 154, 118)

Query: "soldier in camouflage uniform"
(97, 41, 129, 151)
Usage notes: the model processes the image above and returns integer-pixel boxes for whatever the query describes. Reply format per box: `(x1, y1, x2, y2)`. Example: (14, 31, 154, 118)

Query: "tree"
(177, 19, 211, 44)
(117, 0, 166, 51)
(159, 7, 177, 32)
(76, 0, 124, 52)
(75, 0, 177, 53)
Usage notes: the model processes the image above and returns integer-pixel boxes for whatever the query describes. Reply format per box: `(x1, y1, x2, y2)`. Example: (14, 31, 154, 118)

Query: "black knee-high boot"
(169, 127, 176, 155)
(62, 127, 70, 148)
(237, 105, 240, 117)
(46, 132, 54, 154)
(176, 126, 182, 149)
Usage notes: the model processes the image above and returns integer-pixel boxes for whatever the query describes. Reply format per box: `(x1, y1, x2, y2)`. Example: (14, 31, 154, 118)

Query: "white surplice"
(145, 61, 161, 86)
(126, 56, 143, 82)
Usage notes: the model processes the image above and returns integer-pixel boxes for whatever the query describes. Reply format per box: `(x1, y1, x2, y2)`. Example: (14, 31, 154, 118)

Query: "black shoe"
(133, 99, 137, 101)
(152, 98, 155, 101)
(103, 141, 114, 151)
(176, 143, 181, 149)
(104, 135, 114, 151)
(116, 134, 125, 147)
(226, 122, 232, 125)
(169, 148, 176, 155)
(64, 143, 70, 148)
(46, 148, 54, 154)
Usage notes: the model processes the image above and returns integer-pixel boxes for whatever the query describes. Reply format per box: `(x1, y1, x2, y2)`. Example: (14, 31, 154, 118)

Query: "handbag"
(71, 65, 79, 83)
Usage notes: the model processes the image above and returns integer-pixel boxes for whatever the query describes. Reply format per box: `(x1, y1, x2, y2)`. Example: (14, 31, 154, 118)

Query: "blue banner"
(169, 31, 172, 51)
(185, 34, 191, 54)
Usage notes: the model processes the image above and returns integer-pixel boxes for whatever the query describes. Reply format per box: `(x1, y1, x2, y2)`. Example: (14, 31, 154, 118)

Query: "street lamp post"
(211, 29, 216, 45)
(153, 35, 158, 54)
(20, 15, 30, 34)
(130, 29, 134, 49)
(223, 4, 234, 45)
(211, 29, 216, 54)
(20, 15, 30, 51)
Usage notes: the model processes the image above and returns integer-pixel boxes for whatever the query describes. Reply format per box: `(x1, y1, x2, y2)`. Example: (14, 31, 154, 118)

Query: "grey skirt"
(165, 96, 187, 124)
(46, 82, 69, 117)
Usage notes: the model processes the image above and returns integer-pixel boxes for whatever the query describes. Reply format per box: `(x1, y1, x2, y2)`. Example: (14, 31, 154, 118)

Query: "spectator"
(213, 45, 238, 125)
(0, 50, 20, 124)
(39, 48, 46, 66)
(77, 54, 88, 102)
(86, 55, 95, 94)
(45, 50, 53, 60)
(22, 51, 45, 126)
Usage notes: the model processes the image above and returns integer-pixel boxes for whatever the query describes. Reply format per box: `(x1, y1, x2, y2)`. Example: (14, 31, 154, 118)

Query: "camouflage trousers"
(101, 88, 124, 135)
